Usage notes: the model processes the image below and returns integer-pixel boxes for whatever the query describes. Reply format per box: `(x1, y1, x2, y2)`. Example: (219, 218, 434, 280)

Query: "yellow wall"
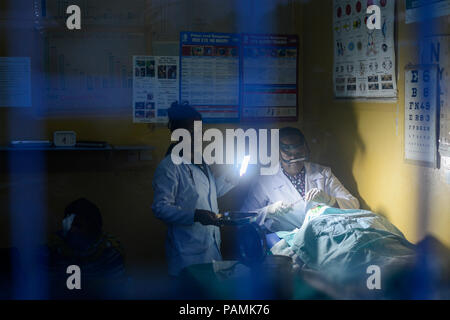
(302, 0, 450, 246)
(0, 0, 303, 270)
(0, 0, 448, 276)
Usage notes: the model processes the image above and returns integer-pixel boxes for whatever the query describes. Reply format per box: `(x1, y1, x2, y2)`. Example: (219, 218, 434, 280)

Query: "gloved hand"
(266, 201, 294, 216)
(194, 209, 221, 226)
(305, 188, 336, 206)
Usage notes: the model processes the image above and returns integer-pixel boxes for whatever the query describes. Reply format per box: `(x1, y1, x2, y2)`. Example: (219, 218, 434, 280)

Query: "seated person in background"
(241, 127, 359, 233)
(42, 198, 126, 282)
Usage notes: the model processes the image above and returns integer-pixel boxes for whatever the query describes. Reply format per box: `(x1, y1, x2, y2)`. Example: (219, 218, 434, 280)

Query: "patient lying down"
(268, 205, 450, 299)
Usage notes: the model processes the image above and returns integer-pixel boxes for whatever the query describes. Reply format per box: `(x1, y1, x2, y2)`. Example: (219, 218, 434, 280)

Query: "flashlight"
(240, 155, 250, 177)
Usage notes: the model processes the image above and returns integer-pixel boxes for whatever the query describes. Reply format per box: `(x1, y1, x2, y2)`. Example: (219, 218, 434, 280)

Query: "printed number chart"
(404, 65, 438, 167)
(333, 0, 397, 98)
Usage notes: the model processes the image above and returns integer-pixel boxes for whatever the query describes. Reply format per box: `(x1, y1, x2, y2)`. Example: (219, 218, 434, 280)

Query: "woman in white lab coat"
(152, 102, 237, 276)
(241, 127, 359, 232)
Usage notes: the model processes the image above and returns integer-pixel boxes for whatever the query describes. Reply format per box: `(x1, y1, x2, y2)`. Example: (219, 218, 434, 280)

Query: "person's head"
(279, 127, 309, 175)
(167, 101, 202, 135)
(63, 198, 103, 250)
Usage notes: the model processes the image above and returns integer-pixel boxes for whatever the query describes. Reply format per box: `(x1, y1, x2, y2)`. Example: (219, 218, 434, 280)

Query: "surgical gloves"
(305, 188, 336, 206)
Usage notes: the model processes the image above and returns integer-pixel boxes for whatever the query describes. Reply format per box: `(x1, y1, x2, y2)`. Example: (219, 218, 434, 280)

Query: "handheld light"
(239, 155, 251, 177)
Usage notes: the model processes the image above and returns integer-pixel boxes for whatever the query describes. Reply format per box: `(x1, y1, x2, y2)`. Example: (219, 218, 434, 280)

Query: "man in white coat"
(241, 127, 359, 233)
(152, 102, 237, 276)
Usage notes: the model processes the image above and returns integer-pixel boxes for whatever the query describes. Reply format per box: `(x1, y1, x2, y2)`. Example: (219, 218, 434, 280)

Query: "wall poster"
(133, 56, 179, 123)
(333, 0, 397, 98)
(404, 65, 439, 167)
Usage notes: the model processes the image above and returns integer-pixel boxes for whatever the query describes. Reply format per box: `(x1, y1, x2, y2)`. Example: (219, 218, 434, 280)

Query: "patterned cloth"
(41, 232, 126, 279)
(282, 166, 306, 198)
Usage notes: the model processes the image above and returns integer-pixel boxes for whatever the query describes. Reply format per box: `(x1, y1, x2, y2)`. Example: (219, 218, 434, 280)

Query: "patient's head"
(63, 198, 103, 251)
(279, 127, 309, 176)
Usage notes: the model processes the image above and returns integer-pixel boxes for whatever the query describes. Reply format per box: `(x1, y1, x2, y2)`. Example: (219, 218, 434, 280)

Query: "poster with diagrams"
(404, 65, 438, 167)
(333, 0, 397, 98)
(241, 34, 298, 121)
(132, 56, 179, 123)
(180, 32, 240, 122)
(420, 36, 450, 157)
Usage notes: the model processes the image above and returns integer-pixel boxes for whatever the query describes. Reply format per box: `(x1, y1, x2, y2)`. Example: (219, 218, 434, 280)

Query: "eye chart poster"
(133, 56, 179, 123)
(404, 66, 438, 167)
(241, 34, 298, 121)
(180, 32, 240, 122)
(333, 0, 397, 98)
(420, 36, 450, 157)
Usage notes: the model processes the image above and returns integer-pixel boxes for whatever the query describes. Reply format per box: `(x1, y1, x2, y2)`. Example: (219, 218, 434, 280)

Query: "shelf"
(0, 145, 154, 152)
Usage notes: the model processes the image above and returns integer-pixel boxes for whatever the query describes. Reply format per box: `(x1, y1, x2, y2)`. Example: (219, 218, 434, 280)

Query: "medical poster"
(333, 0, 397, 98)
(0, 57, 31, 107)
(404, 65, 438, 167)
(241, 34, 298, 121)
(420, 36, 450, 157)
(405, 0, 450, 24)
(180, 32, 240, 122)
(133, 56, 179, 123)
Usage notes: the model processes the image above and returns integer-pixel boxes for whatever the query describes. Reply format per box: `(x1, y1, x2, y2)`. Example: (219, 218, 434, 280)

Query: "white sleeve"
(151, 161, 196, 225)
(215, 171, 238, 198)
(324, 168, 360, 209)
(240, 179, 270, 212)
(240, 180, 272, 227)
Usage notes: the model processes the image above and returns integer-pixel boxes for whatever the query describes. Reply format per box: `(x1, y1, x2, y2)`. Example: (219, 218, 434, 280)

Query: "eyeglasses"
(280, 142, 305, 153)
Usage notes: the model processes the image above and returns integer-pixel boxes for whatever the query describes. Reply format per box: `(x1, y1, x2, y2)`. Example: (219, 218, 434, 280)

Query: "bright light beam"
(239, 155, 250, 177)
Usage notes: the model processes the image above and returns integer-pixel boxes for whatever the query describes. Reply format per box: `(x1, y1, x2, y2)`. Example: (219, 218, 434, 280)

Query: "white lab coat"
(152, 155, 235, 276)
(241, 162, 359, 232)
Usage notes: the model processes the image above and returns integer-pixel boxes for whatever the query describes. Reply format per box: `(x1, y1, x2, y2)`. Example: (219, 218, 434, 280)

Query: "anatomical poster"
(333, 0, 397, 98)
(404, 65, 438, 167)
(133, 56, 179, 123)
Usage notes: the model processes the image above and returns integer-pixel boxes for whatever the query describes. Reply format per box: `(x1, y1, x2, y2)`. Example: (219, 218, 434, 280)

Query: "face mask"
(62, 214, 76, 236)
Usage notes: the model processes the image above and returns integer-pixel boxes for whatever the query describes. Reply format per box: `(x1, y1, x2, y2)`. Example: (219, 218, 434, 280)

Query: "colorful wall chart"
(333, 0, 397, 98)
(133, 56, 179, 123)
(180, 32, 240, 122)
(241, 34, 298, 121)
(404, 65, 438, 167)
